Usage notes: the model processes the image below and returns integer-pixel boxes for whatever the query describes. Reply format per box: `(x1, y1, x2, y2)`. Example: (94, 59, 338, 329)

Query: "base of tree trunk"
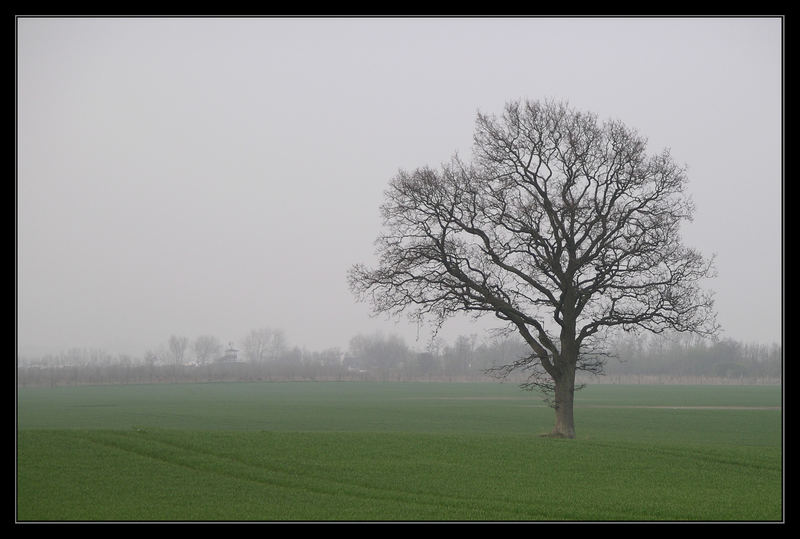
(540, 431, 575, 439)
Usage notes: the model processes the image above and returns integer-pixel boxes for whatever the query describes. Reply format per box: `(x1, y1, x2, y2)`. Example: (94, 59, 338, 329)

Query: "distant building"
(217, 342, 240, 363)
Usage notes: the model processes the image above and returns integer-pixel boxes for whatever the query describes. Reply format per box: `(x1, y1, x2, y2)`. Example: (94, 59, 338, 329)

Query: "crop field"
(16, 382, 783, 522)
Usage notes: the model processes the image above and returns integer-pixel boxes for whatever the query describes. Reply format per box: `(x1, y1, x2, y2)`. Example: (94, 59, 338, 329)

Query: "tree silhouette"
(349, 99, 718, 438)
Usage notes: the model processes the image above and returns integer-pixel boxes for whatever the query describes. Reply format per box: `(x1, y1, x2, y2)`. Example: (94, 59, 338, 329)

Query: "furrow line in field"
(76, 430, 528, 520)
(577, 439, 781, 473)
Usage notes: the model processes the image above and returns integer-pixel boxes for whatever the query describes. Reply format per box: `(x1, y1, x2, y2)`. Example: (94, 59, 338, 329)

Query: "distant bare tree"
(193, 335, 222, 364)
(168, 335, 189, 365)
(349, 99, 718, 438)
(347, 332, 411, 379)
(242, 327, 286, 364)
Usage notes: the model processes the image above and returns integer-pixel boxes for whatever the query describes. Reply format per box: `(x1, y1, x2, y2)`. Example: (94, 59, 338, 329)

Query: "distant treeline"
(596, 333, 781, 385)
(17, 329, 781, 388)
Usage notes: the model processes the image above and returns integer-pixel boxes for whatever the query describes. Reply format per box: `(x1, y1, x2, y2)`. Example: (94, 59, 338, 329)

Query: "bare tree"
(193, 335, 223, 364)
(349, 99, 717, 438)
(168, 335, 189, 365)
(347, 332, 411, 379)
(242, 327, 287, 364)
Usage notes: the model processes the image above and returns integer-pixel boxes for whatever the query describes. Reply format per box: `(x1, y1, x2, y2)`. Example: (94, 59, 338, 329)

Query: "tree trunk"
(550, 367, 576, 438)
(548, 311, 579, 438)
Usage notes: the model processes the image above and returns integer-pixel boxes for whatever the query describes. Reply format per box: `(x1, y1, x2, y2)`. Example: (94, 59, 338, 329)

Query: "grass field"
(16, 381, 783, 522)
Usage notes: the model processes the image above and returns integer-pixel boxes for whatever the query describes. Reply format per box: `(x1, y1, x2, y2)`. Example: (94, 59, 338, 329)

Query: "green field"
(16, 382, 783, 522)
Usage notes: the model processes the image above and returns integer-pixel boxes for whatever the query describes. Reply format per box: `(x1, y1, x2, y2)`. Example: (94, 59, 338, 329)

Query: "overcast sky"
(17, 16, 783, 357)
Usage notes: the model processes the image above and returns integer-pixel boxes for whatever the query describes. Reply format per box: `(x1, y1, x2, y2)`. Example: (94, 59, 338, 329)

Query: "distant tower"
(223, 342, 239, 362)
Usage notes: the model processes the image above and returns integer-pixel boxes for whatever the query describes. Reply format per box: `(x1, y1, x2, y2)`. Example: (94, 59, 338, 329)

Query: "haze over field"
(17, 17, 782, 357)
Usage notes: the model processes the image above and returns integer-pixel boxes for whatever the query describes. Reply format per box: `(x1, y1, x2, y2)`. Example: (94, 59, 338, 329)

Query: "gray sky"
(17, 17, 783, 357)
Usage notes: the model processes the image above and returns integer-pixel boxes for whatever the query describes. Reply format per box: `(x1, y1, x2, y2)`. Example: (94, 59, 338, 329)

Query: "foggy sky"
(17, 17, 783, 357)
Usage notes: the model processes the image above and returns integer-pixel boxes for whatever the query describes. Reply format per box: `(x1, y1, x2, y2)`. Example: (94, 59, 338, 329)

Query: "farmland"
(16, 382, 782, 522)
